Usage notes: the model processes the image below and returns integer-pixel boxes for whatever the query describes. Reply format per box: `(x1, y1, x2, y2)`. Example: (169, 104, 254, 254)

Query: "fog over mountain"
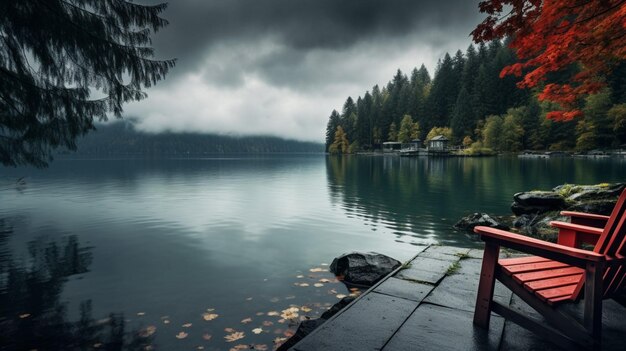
(121, 0, 484, 142)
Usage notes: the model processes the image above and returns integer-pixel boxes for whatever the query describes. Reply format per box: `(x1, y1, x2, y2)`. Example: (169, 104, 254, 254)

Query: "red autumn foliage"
(472, 0, 626, 121)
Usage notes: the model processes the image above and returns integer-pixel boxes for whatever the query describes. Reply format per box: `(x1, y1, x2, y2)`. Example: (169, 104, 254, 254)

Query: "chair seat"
(500, 256, 583, 305)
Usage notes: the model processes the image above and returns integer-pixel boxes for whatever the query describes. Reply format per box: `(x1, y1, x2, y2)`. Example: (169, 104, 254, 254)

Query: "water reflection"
(325, 155, 626, 246)
(0, 219, 152, 351)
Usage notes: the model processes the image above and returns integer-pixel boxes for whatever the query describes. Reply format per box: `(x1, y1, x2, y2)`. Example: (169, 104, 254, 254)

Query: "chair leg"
(584, 261, 604, 349)
(474, 241, 500, 328)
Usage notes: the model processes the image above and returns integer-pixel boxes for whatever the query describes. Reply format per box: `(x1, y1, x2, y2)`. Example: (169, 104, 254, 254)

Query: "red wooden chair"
(473, 189, 626, 350)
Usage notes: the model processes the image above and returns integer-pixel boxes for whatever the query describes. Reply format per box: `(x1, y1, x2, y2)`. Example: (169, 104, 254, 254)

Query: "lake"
(1, 155, 625, 350)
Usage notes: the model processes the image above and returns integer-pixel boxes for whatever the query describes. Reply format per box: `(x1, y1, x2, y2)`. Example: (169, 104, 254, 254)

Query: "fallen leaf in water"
(229, 345, 248, 351)
(321, 263, 329, 266)
(163, 320, 170, 324)
(298, 283, 309, 287)
(224, 328, 235, 333)
(262, 321, 274, 326)
(202, 333, 212, 341)
(224, 331, 245, 343)
(273, 337, 287, 344)
(296, 275, 304, 278)
(319, 278, 330, 283)
(284, 329, 295, 338)
(252, 327, 263, 334)
(197, 347, 204, 350)
(241, 318, 252, 324)
(313, 283, 324, 288)
(280, 310, 299, 319)
(93, 343, 102, 348)
(253, 344, 268, 350)
(206, 308, 215, 312)
(336, 294, 347, 299)
(300, 306, 312, 313)
(175, 332, 188, 339)
(277, 319, 286, 324)
(19, 313, 30, 319)
(256, 312, 265, 316)
(139, 325, 157, 337)
(246, 297, 253, 301)
(309, 268, 325, 272)
(137, 312, 145, 316)
(349, 288, 360, 292)
(182, 323, 192, 328)
(267, 311, 279, 316)
(202, 313, 219, 321)
(329, 289, 337, 294)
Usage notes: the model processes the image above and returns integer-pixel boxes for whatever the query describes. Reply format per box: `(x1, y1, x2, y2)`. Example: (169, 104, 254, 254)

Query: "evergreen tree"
(1, 0, 175, 167)
(450, 87, 474, 140)
(427, 54, 455, 127)
(325, 110, 341, 152)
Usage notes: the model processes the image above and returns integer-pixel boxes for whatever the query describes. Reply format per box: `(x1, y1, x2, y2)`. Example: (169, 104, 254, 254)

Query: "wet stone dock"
(289, 245, 626, 351)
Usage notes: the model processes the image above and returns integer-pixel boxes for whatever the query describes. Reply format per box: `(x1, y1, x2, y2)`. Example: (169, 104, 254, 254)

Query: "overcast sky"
(123, 0, 485, 142)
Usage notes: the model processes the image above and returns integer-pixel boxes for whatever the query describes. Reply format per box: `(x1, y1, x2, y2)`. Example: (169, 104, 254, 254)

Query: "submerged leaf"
(203, 313, 219, 321)
(224, 331, 245, 343)
(175, 332, 188, 339)
(252, 327, 264, 334)
(202, 333, 212, 341)
(241, 318, 252, 324)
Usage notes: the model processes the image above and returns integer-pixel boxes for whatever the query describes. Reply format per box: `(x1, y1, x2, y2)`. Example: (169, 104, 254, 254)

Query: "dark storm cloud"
(151, 0, 483, 73)
(127, 0, 486, 141)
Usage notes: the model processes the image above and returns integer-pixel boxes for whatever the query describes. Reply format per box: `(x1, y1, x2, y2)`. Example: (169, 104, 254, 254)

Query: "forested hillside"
(64, 122, 324, 156)
(325, 40, 626, 153)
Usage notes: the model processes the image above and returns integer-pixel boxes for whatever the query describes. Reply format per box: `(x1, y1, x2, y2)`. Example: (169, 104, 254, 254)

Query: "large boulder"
(454, 212, 510, 231)
(568, 199, 618, 216)
(511, 191, 566, 215)
(330, 252, 400, 287)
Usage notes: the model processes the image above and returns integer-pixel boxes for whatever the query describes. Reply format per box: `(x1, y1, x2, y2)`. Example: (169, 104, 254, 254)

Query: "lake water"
(1, 155, 625, 350)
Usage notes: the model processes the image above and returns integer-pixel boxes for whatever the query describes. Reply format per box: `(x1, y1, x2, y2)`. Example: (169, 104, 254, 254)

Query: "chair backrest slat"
(572, 188, 626, 300)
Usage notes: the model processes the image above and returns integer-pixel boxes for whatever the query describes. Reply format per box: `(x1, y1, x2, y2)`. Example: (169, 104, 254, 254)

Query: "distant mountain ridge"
(64, 122, 324, 156)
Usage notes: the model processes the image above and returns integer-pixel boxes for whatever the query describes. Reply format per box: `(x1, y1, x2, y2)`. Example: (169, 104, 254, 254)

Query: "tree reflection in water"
(0, 219, 153, 351)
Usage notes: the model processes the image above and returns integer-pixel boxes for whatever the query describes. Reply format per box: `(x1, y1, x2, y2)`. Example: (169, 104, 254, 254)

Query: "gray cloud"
(124, 0, 485, 141)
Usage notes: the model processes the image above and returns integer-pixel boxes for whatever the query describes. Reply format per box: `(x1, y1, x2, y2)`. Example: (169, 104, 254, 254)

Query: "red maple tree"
(472, 0, 626, 121)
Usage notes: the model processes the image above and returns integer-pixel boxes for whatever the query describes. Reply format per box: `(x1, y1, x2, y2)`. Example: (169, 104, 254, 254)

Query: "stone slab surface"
(395, 257, 455, 284)
(373, 277, 434, 302)
(292, 292, 418, 351)
(382, 303, 505, 351)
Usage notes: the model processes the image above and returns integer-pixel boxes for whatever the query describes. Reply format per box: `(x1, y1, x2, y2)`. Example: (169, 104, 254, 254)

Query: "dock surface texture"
(289, 245, 626, 351)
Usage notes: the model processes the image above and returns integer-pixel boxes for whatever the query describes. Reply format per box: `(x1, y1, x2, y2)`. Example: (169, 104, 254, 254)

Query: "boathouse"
(427, 135, 448, 151)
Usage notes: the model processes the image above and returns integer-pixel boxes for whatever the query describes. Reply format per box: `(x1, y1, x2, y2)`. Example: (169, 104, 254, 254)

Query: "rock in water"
(511, 191, 566, 215)
(329, 252, 400, 287)
(454, 212, 510, 231)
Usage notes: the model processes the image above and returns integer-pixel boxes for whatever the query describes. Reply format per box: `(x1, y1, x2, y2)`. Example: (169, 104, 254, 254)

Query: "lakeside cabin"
(427, 135, 449, 152)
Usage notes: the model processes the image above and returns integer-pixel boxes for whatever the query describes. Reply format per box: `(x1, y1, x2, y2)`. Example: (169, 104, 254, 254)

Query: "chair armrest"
(474, 226, 605, 267)
(550, 221, 604, 235)
(560, 211, 609, 228)
(550, 221, 603, 247)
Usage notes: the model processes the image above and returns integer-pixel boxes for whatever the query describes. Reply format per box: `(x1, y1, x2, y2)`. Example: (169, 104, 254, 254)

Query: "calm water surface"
(1, 155, 625, 350)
